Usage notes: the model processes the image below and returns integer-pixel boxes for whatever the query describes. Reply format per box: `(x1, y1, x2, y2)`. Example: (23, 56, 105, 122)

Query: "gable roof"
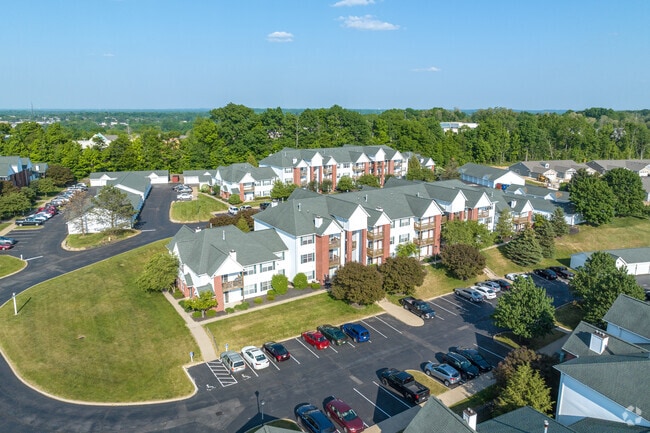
(478, 406, 573, 433)
(561, 321, 648, 359)
(458, 163, 514, 181)
(404, 396, 474, 433)
(217, 162, 277, 183)
(603, 294, 650, 340)
(569, 417, 650, 433)
(577, 248, 650, 267)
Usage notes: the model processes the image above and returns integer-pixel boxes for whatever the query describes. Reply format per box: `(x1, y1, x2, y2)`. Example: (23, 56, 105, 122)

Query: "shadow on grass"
(18, 296, 31, 313)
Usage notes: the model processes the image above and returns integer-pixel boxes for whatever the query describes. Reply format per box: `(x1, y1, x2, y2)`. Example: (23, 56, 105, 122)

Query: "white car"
(28, 214, 49, 222)
(476, 280, 500, 292)
(472, 285, 496, 300)
(241, 346, 270, 370)
(505, 272, 530, 281)
(176, 193, 193, 201)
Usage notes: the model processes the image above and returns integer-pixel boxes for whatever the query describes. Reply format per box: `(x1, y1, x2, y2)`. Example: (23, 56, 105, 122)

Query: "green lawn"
(65, 229, 138, 249)
(555, 302, 584, 330)
(0, 240, 197, 402)
(170, 193, 228, 222)
(0, 256, 26, 277)
(204, 294, 382, 352)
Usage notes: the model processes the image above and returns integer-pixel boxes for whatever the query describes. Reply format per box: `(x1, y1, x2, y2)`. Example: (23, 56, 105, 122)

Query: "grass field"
(66, 229, 138, 249)
(170, 193, 228, 222)
(0, 256, 26, 277)
(0, 240, 196, 402)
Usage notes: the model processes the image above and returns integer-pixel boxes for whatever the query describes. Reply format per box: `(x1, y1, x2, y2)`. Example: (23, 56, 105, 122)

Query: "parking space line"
(439, 297, 466, 309)
(206, 360, 238, 387)
(291, 355, 301, 365)
(346, 341, 356, 348)
(375, 316, 403, 334)
(329, 345, 339, 354)
(294, 338, 320, 358)
(361, 320, 388, 339)
(430, 302, 457, 316)
(454, 297, 483, 308)
(353, 387, 391, 418)
(372, 381, 412, 409)
(242, 360, 259, 377)
(474, 344, 506, 360)
(270, 360, 281, 371)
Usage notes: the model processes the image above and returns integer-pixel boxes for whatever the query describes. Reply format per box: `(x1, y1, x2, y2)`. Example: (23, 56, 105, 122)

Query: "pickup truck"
(379, 368, 430, 403)
(399, 296, 436, 319)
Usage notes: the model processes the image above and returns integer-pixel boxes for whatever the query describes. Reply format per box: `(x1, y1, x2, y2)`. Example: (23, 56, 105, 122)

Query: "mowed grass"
(170, 193, 228, 222)
(204, 293, 382, 352)
(0, 240, 197, 402)
(66, 229, 137, 249)
(0, 256, 26, 277)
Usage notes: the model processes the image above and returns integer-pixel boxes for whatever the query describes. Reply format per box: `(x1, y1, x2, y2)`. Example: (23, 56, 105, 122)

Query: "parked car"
(340, 323, 370, 343)
(240, 346, 270, 370)
(0, 243, 13, 250)
(491, 279, 512, 291)
(15, 216, 43, 226)
(0, 236, 17, 245)
(301, 330, 330, 350)
(259, 202, 271, 210)
(239, 205, 252, 211)
(454, 287, 484, 303)
(476, 280, 501, 292)
(423, 362, 461, 387)
(228, 206, 239, 215)
(451, 347, 492, 372)
(549, 266, 574, 280)
(27, 214, 49, 222)
(399, 296, 436, 319)
(295, 403, 338, 433)
(317, 324, 349, 346)
(324, 396, 365, 433)
(220, 350, 246, 373)
(34, 211, 53, 220)
(443, 352, 479, 380)
(379, 368, 430, 403)
(505, 272, 530, 281)
(175, 185, 192, 193)
(534, 268, 558, 280)
(176, 192, 193, 201)
(262, 341, 290, 362)
(473, 285, 497, 300)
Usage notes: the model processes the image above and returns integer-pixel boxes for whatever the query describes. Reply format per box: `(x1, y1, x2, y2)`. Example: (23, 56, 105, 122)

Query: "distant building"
(457, 163, 526, 189)
(77, 133, 118, 150)
(0, 155, 34, 187)
(570, 247, 650, 275)
(439, 122, 478, 133)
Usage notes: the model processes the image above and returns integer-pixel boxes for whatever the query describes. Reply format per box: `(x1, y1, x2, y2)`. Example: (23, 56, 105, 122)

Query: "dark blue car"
(295, 403, 338, 433)
(340, 323, 370, 343)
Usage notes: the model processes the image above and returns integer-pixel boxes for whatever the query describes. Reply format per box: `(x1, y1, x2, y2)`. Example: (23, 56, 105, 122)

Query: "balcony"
(353, 166, 366, 173)
(440, 215, 450, 223)
(414, 220, 435, 231)
(513, 216, 530, 224)
(414, 237, 435, 246)
(222, 277, 243, 290)
(329, 255, 339, 267)
(323, 167, 333, 175)
(329, 237, 341, 248)
(367, 231, 383, 241)
(477, 210, 490, 218)
(367, 247, 383, 258)
(242, 184, 254, 192)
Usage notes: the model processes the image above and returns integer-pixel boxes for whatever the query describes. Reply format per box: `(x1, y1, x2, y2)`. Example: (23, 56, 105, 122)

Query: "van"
(220, 351, 246, 373)
(228, 206, 239, 215)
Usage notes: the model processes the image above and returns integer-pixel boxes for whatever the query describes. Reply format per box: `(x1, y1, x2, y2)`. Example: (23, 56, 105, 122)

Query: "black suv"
(444, 352, 479, 380)
(451, 347, 492, 372)
(534, 268, 558, 280)
(549, 266, 574, 280)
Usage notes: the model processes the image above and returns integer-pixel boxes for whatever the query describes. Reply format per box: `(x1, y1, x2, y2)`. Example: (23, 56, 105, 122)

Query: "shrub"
(200, 184, 211, 193)
(225, 307, 235, 314)
(253, 298, 264, 305)
(267, 289, 277, 296)
(266, 294, 275, 301)
(310, 282, 321, 290)
(205, 310, 217, 318)
(234, 302, 249, 311)
(271, 274, 289, 295)
(192, 311, 202, 318)
(228, 195, 242, 205)
(293, 273, 309, 290)
(172, 290, 184, 299)
(178, 300, 188, 309)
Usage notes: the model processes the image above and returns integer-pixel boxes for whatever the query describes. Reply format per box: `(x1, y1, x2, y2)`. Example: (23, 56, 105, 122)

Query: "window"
(244, 284, 257, 296)
(301, 253, 315, 264)
(260, 262, 274, 273)
(301, 235, 315, 245)
(284, 167, 292, 173)
(400, 218, 410, 227)
(390, 220, 396, 228)
(243, 265, 256, 276)
(399, 234, 410, 243)
(343, 163, 350, 169)
(307, 271, 315, 280)
(260, 281, 272, 292)
(390, 236, 395, 245)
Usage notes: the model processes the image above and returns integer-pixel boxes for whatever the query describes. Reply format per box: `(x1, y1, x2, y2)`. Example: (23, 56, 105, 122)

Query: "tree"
(570, 251, 645, 327)
(493, 346, 541, 389)
(91, 185, 136, 231)
(504, 226, 543, 266)
(30, 178, 57, 197)
(336, 175, 355, 192)
(395, 242, 418, 258)
(533, 214, 555, 258)
(495, 208, 515, 242)
(603, 167, 646, 216)
(46, 164, 75, 187)
(440, 243, 486, 280)
(228, 194, 242, 205)
(441, 220, 495, 250)
(356, 173, 380, 188)
(270, 180, 297, 201)
(550, 207, 569, 237)
(379, 257, 426, 295)
(136, 253, 179, 292)
(320, 178, 333, 193)
(568, 170, 616, 226)
(0, 191, 32, 218)
(330, 262, 384, 305)
(64, 190, 91, 235)
(495, 363, 553, 415)
(271, 274, 289, 294)
(235, 216, 250, 232)
(293, 272, 309, 289)
(185, 290, 218, 318)
(492, 276, 555, 341)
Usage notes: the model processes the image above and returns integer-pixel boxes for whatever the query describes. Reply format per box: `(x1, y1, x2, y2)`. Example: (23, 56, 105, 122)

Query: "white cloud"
(267, 31, 294, 43)
(412, 66, 441, 72)
(332, 0, 375, 7)
(339, 15, 399, 31)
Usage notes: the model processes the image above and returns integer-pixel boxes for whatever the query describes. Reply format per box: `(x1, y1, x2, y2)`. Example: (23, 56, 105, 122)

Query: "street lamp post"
(260, 399, 265, 421)
(12, 292, 17, 315)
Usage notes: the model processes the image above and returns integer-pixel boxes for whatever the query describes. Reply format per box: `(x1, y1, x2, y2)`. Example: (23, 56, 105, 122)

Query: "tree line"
(2, 105, 650, 181)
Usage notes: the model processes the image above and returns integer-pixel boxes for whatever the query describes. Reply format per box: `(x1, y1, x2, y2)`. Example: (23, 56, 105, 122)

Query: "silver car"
(220, 350, 246, 373)
(424, 362, 461, 386)
(477, 280, 501, 292)
(454, 287, 484, 303)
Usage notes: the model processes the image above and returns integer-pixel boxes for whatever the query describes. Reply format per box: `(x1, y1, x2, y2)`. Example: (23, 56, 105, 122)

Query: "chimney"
(589, 330, 609, 354)
(462, 408, 477, 431)
(222, 230, 225, 241)
(376, 206, 383, 212)
(510, 199, 517, 208)
(364, 194, 368, 202)
(544, 419, 549, 433)
(298, 202, 302, 212)
(314, 215, 323, 228)
(229, 249, 237, 262)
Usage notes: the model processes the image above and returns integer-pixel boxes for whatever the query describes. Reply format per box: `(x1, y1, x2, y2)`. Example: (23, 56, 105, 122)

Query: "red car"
(324, 396, 365, 433)
(301, 330, 330, 350)
(0, 243, 13, 250)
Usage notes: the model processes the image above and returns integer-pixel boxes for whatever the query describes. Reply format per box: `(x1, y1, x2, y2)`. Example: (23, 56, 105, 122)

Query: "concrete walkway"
(163, 292, 218, 362)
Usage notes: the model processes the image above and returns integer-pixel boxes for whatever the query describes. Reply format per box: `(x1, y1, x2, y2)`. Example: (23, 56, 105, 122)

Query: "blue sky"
(3, 0, 649, 111)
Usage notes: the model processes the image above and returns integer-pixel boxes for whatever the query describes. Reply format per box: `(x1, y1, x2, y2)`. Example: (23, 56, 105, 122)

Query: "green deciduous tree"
(603, 167, 646, 216)
(91, 185, 136, 231)
(550, 207, 569, 237)
(136, 252, 179, 292)
(293, 272, 309, 289)
(569, 170, 616, 226)
(46, 164, 75, 187)
(356, 173, 380, 188)
(492, 276, 555, 341)
(331, 262, 384, 305)
(495, 363, 554, 415)
(270, 180, 297, 201)
(440, 243, 486, 280)
(395, 241, 418, 258)
(441, 220, 495, 250)
(0, 192, 32, 218)
(570, 251, 645, 327)
(336, 175, 355, 192)
(379, 257, 426, 295)
(533, 214, 555, 258)
(185, 290, 218, 318)
(30, 178, 57, 197)
(495, 208, 515, 242)
(505, 226, 543, 266)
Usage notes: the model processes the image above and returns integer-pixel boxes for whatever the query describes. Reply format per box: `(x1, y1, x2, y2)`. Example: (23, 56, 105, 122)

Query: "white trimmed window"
(243, 265, 256, 276)
(260, 262, 274, 273)
(301, 235, 315, 245)
(399, 234, 410, 243)
(301, 253, 315, 263)
(244, 284, 257, 296)
(260, 281, 272, 292)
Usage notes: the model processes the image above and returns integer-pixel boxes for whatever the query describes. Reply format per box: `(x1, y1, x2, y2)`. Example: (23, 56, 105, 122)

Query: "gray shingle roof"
(217, 163, 277, 183)
(570, 417, 650, 433)
(561, 321, 648, 358)
(404, 396, 474, 433)
(603, 294, 650, 340)
(478, 406, 573, 433)
(579, 248, 650, 268)
(458, 162, 512, 180)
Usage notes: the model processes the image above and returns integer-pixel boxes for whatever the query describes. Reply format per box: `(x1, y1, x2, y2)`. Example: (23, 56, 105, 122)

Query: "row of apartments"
(168, 172, 581, 311)
(0, 156, 47, 187)
(182, 145, 435, 203)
